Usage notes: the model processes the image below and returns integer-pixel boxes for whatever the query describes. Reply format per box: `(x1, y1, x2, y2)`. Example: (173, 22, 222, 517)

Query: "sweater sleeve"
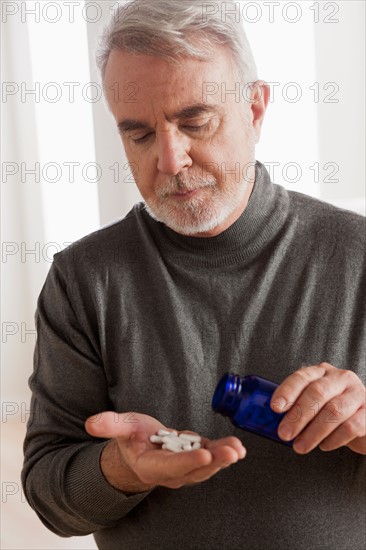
(21, 259, 154, 537)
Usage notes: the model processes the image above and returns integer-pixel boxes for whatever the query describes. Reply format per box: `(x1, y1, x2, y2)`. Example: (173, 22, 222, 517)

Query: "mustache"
(157, 173, 217, 199)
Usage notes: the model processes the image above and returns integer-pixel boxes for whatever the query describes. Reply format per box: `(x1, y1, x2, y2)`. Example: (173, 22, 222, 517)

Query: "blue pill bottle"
(212, 373, 294, 446)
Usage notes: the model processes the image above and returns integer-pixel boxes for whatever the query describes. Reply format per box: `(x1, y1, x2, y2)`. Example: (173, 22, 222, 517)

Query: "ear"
(247, 80, 270, 143)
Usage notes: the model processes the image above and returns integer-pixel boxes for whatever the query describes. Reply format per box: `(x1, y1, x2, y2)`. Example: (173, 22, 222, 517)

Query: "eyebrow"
(117, 103, 221, 134)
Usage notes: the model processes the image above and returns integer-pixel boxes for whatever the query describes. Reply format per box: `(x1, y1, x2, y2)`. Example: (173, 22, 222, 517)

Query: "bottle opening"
(212, 373, 242, 416)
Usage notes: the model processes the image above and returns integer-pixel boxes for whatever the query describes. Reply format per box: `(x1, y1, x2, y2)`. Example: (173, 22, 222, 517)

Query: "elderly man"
(22, 1, 365, 549)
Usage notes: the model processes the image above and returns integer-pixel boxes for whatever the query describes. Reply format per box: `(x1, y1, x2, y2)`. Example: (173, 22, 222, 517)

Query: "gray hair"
(96, 0, 258, 86)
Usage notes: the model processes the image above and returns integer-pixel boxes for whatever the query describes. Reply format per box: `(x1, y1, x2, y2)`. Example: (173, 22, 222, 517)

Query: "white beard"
(144, 170, 252, 236)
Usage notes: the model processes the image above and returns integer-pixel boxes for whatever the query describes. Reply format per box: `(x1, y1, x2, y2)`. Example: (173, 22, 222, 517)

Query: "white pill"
(162, 441, 183, 453)
(163, 438, 182, 447)
(192, 442, 201, 450)
(162, 435, 183, 447)
(158, 429, 172, 436)
(182, 443, 193, 451)
(162, 435, 184, 445)
(158, 429, 178, 437)
(178, 433, 201, 443)
(150, 435, 165, 443)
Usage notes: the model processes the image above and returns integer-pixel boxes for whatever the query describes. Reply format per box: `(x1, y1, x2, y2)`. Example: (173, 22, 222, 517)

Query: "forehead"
(104, 48, 235, 118)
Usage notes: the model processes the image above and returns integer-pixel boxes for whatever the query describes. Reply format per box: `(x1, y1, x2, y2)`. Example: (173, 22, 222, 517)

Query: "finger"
(161, 444, 246, 488)
(203, 436, 246, 459)
(176, 441, 245, 481)
(278, 373, 351, 442)
(177, 431, 246, 458)
(318, 407, 366, 452)
(136, 447, 213, 484)
(85, 411, 141, 439)
(278, 371, 364, 443)
(136, 438, 246, 485)
(292, 394, 364, 454)
(270, 365, 326, 413)
(345, 436, 366, 455)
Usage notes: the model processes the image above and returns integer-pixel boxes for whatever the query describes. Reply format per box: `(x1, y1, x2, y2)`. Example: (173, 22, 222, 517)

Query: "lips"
(171, 189, 198, 199)
(159, 183, 211, 200)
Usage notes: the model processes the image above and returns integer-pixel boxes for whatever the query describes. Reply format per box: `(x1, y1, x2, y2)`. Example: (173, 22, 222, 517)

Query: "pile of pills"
(149, 429, 202, 453)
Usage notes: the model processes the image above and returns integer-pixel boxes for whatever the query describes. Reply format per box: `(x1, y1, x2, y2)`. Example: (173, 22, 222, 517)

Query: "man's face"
(104, 48, 266, 236)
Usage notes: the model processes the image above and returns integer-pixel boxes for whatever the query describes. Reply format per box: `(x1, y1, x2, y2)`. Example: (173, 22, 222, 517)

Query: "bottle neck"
(212, 373, 243, 417)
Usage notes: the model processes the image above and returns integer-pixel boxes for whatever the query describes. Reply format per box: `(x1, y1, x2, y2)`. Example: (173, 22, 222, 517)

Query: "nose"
(156, 129, 192, 175)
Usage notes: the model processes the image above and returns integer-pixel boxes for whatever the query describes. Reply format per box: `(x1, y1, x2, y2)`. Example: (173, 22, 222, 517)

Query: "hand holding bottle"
(270, 363, 366, 455)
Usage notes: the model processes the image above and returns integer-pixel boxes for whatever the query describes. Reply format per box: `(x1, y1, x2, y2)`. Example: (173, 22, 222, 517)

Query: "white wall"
(1, 3, 100, 548)
(85, 1, 142, 227)
(2, 13, 46, 405)
(314, 0, 365, 213)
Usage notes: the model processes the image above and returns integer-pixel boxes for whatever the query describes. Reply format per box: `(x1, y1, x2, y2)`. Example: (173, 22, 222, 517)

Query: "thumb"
(85, 411, 139, 439)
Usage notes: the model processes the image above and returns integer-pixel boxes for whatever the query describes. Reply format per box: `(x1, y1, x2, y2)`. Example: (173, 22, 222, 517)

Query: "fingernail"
(294, 440, 306, 453)
(272, 396, 286, 412)
(279, 424, 293, 440)
(87, 414, 101, 423)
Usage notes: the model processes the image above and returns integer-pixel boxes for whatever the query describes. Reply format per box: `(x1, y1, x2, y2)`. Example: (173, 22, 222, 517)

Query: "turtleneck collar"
(139, 161, 290, 267)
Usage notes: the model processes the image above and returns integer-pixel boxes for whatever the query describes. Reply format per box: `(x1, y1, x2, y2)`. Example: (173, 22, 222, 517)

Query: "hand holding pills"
(85, 411, 246, 492)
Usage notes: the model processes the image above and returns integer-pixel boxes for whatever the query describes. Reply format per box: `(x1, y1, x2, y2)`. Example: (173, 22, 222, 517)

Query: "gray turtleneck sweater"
(22, 162, 366, 549)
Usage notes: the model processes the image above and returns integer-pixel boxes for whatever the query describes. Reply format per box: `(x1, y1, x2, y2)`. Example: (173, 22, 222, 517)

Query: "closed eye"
(131, 122, 210, 144)
(132, 133, 154, 144)
(182, 123, 209, 132)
